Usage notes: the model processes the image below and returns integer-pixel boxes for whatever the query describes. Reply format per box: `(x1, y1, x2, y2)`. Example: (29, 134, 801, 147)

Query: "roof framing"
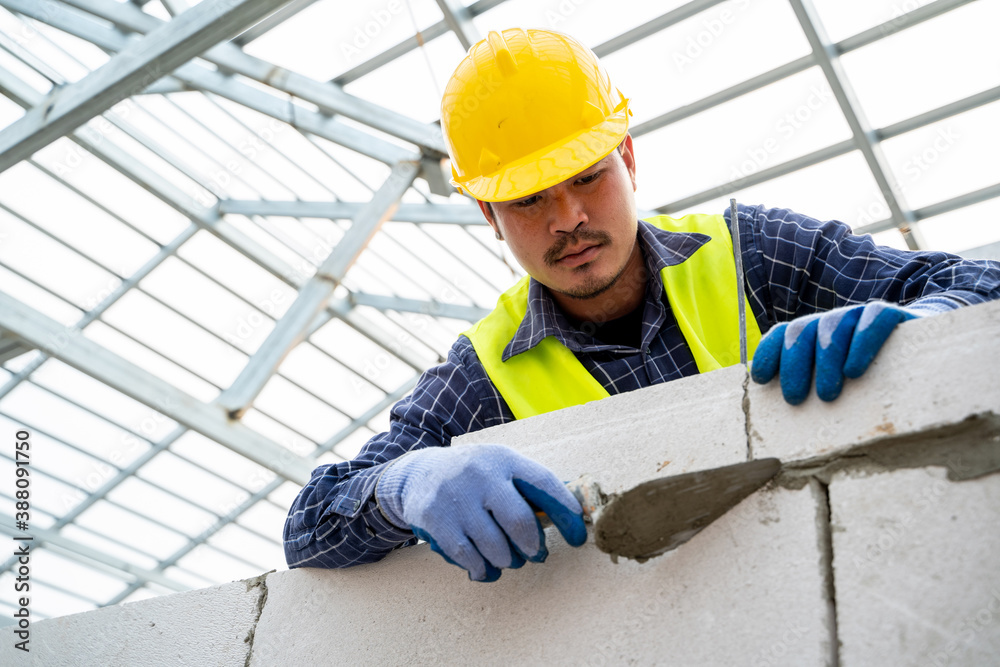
(0, 0, 294, 172)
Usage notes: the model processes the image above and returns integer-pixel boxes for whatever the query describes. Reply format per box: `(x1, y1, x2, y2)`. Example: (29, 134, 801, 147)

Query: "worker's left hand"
(750, 301, 924, 404)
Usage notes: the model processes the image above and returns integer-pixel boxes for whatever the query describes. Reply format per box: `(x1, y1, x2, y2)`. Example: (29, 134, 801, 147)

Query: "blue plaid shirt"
(284, 204, 1000, 569)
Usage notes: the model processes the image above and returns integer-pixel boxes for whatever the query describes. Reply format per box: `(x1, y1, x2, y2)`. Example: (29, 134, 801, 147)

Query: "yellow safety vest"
(463, 214, 762, 419)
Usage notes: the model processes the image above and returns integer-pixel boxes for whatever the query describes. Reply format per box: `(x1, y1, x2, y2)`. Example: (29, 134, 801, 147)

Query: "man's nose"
(547, 190, 588, 236)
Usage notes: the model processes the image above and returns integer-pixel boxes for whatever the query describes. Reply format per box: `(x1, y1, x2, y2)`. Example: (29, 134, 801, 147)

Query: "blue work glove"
(376, 443, 587, 582)
(750, 301, 924, 404)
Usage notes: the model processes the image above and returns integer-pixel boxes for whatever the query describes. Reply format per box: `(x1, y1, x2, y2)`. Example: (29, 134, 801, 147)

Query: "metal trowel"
(554, 458, 781, 562)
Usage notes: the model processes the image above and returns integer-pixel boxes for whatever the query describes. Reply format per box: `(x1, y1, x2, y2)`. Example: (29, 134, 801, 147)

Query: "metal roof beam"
(592, 0, 728, 58)
(0, 62, 309, 288)
(161, 0, 191, 17)
(233, 0, 321, 44)
(0, 515, 188, 592)
(631, 0, 974, 139)
(136, 78, 189, 95)
(0, 22, 64, 84)
(0, 332, 30, 364)
(0, 221, 197, 403)
(656, 140, 854, 214)
(0, 0, 292, 173)
(958, 240, 1000, 262)
(632, 56, 813, 139)
(327, 297, 444, 368)
(334, 23, 450, 87)
(855, 182, 1000, 236)
(219, 199, 485, 224)
(106, 372, 421, 606)
(179, 65, 418, 165)
(877, 84, 1000, 141)
(218, 161, 420, 417)
(332, 0, 507, 86)
(911, 182, 1000, 223)
(57, 0, 448, 155)
(349, 293, 489, 322)
(836, 0, 976, 53)
(72, 129, 434, 372)
(0, 292, 314, 485)
(654, 84, 1000, 215)
(0, 12, 581, 371)
(788, 0, 924, 248)
(434, 0, 482, 52)
(0, 0, 417, 165)
(316, 377, 420, 453)
(0, 63, 203, 403)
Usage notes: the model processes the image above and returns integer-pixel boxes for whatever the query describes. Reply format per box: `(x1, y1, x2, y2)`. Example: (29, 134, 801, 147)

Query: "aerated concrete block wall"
(7, 300, 1000, 666)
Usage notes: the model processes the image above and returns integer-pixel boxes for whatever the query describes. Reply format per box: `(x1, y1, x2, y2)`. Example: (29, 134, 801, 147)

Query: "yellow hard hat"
(441, 28, 631, 202)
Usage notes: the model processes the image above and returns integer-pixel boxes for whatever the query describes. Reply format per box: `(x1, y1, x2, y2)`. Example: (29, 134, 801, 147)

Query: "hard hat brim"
(453, 107, 630, 203)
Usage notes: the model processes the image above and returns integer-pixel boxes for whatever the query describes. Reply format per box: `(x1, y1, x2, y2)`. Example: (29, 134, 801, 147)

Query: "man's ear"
(477, 199, 502, 239)
(620, 134, 636, 192)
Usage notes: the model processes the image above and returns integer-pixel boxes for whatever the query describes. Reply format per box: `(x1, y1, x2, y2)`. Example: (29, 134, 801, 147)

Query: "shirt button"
(644, 347, 651, 355)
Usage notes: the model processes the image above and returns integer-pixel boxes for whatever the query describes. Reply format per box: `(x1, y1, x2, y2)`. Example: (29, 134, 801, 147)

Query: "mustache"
(544, 228, 612, 266)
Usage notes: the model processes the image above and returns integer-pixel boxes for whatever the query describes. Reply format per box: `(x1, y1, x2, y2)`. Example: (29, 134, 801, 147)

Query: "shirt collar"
(502, 220, 710, 360)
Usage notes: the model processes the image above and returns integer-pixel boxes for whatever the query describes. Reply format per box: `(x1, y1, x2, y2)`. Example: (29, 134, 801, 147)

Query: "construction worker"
(284, 29, 1000, 582)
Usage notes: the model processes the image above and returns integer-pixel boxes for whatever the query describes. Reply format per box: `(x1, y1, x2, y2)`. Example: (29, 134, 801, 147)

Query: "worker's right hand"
(375, 443, 587, 582)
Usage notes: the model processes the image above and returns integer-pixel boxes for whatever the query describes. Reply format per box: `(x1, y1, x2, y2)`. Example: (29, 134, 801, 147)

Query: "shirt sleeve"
(282, 336, 510, 569)
(732, 204, 1000, 328)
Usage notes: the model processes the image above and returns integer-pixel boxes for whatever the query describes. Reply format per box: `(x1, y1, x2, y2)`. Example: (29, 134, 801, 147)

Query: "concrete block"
(250, 484, 831, 666)
(453, 364, 749, 494)
(750, 299, 1000, 463)
(0, 574, 266, 667)
(830, 467, 1000, 666)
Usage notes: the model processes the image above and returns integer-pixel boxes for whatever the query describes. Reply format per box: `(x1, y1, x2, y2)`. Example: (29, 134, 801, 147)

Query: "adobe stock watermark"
(581, 578, 809, 666)
(348, 276, 470, 392)
(52, 57, 163, 176)
(673, 0, 753, 72)
(854, 125, 959, 228)
(419, 602, 493, 665)
(191, 118, 287, 209)
(750, 621, 811, 667)
(544, 0, 590, 28)
(81, 265, 132, 312)
(190, 436, 309, 538)
(51, 100, 137, 178)
(444, 68, 503, 129)
(850, 454, 971, 572)
(585, 590, 673, 666)
(6, 1, 59, 48)
(58, 397, 179, 512)
(339, 0, 405, 63)
(224, 289, 288, 349)
(726, 83, 833, 185)
(924, 586, 1000, 666)
(880, 0, 934, 38)
(276, 226, 352, 287)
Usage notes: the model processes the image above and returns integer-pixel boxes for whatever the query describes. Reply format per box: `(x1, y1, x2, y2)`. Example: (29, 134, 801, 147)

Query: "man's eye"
(515, 195, 540, 207)
(578, 171, 601, 184)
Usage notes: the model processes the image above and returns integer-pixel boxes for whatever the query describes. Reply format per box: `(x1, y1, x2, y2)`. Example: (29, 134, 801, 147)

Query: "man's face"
(480, 135, 639, 301)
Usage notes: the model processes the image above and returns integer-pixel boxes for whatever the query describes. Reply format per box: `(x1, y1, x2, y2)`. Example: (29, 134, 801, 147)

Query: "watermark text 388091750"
(12, 429, 32, 653)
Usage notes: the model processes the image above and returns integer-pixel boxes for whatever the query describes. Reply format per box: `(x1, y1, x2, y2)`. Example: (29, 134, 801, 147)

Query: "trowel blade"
(591, 458, 781, 561)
